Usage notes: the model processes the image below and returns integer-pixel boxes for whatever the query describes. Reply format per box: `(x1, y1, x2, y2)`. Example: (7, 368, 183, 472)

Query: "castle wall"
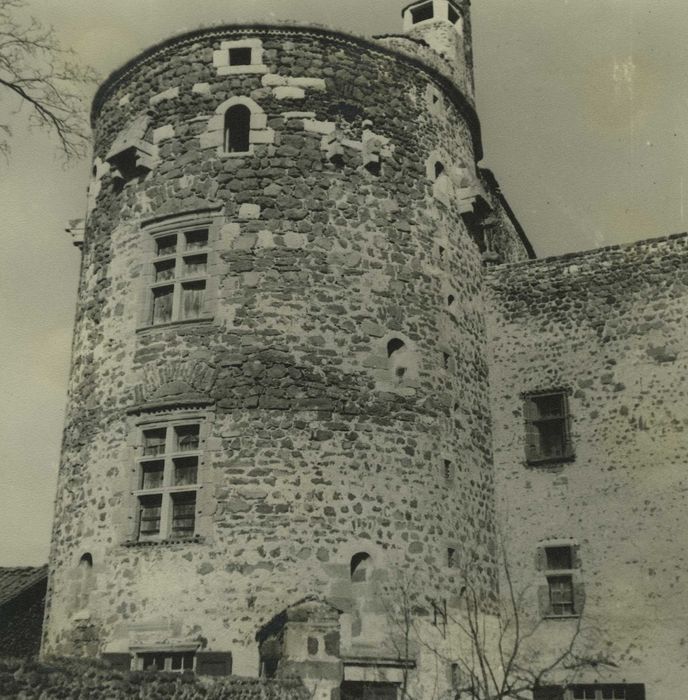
(42, 26, 522, 690)
(486, 233, 688, 698)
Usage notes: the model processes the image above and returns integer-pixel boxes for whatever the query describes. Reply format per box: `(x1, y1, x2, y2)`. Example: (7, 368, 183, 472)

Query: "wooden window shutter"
(101, 653, 132, 672)
(537, 584, 552, 618)
(625, 684, 646, 700)
(532, 686, 564, 700)
(196, 651, 232, 676)
(572, 581, 586, 615)
(524, 396, 540, 462)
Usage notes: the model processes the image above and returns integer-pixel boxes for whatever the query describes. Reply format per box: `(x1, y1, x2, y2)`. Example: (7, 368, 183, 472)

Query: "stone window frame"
(522, 388, 575, 466)
(124, 407, 215, 546)
(137, 212, 222, 331)
(535, 540, 584, 620)
(200, 96, 274, 157)
(212, 38, 268, 75)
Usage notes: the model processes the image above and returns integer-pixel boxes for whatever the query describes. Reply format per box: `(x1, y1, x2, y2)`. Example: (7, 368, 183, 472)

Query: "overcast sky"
(1, 0, 686, 565)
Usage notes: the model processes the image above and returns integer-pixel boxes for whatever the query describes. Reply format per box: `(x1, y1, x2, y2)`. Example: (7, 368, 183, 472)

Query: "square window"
(524, 391, 573, 464)
(185, 229, 208, 250)
(183, 254, 207, 277)
(141, 461, 164, 489)
(156, 234, 177, 256)
(545, 545, 572, 570)
(174, 457, 198, 486)
(229, 47, 252, 66)
(155, 259, 176, 282)
(143, 428, 166, 456)
(175, 424, 200, 451)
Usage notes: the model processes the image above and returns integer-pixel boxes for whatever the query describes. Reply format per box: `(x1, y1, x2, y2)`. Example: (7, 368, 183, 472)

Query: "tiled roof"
(0, 566, 48, 607)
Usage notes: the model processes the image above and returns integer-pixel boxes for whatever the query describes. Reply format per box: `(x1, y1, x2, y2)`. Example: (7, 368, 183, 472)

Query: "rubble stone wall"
(486, 232, 688, 696)
(44, 25, 528, 681)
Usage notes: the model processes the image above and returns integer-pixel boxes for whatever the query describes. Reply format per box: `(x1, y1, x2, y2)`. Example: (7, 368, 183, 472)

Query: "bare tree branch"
(0, 0, 98, 161)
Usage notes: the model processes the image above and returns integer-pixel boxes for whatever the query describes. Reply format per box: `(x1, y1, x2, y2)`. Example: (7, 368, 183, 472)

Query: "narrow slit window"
(224, 105, 251, 153)
(434, 161, 445, 179)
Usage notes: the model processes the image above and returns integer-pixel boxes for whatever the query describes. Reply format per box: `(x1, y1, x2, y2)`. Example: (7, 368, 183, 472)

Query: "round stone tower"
(43, 6, 530, 698)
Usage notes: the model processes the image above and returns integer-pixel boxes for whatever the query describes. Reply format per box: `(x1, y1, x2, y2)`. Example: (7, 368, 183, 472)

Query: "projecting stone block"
(274, 86, 306, 100)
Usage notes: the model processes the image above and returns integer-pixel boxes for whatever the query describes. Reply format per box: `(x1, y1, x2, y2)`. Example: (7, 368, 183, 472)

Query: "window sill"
(123, 535, 206, 548)
(526, 454, 575, 467)
(137, 317, 214, 333)
(542, 614, 580, 621)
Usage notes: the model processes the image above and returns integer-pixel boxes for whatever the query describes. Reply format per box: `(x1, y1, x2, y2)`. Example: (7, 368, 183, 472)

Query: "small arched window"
(434, 161, 445, 179)
(79, 552, 93, 568)
(224, 105, 251, 153)
(387, 338, 405, 358)
(351, 552, 371, 583)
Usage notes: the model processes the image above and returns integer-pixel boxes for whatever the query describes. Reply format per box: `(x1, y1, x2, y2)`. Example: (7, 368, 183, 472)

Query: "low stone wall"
(0, 658, 309, 700)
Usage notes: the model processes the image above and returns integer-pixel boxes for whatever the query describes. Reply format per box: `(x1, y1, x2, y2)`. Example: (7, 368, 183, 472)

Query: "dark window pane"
(174, 457, 198, 486)
(156, 235, 177, 256)
(411, 2, 433, 23)
(181, 281, 206, 319)
(175, 424, 200, 451)
(536, 419, 567, 458)
(139, 495, 162, 537)
(143, 428, 166, 456)
(184, 254, 207, 276)
(545, 546, 572, 570)
(448, 3, 460, 23)
(155, 259, 176, 282)
(533, 394, 565, 419)
(229, 47, 252, 65)
(171, 492, 196, 535)
(141, 461, 164, 489)
(185, 229, 208, 250)
(141, 652, 167, 670)
(152, 286, 174, 324)
(224, 105, 251, 153)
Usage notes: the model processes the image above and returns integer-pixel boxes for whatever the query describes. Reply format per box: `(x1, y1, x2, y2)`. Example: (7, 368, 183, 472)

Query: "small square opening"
(545, 545, 572, 570)
(229, 47, 252, 66)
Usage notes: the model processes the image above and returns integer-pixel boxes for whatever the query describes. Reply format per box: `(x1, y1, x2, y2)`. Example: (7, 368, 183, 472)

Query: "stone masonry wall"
(44, 25, 528, 688)
(486, 233, 688, 699)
